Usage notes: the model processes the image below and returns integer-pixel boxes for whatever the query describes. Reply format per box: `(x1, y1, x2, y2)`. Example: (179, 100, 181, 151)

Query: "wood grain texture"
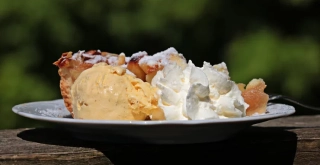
(0, 115, 319, 165)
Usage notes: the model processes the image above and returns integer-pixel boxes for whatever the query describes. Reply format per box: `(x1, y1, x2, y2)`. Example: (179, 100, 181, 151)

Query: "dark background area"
(0, 0, 319, 129)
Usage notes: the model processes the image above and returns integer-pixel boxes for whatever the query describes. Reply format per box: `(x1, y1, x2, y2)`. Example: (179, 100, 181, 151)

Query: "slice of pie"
(53, 48, 187, 116)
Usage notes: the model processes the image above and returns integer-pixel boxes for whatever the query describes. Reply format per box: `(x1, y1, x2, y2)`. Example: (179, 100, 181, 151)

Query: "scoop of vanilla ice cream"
(152, 60, 248, 120)
(71, 63, 164, 120)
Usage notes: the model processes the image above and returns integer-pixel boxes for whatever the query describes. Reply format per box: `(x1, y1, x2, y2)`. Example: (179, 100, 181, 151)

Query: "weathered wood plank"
(0, 115, 319, 165)
(256, 115, 320, 127)
(295, 152, 320, 165)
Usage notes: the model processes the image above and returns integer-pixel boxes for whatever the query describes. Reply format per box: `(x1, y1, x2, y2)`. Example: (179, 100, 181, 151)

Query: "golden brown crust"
(55, 61, 94, 116)
(58, 68, 73, 115)
(53, 52, 73, 68)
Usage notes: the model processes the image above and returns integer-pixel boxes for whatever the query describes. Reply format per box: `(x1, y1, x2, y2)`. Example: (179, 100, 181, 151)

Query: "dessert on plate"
(53, 47, 269, 120)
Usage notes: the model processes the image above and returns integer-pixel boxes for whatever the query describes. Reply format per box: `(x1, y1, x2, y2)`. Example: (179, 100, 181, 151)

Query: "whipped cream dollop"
(151, 60, 249, 120)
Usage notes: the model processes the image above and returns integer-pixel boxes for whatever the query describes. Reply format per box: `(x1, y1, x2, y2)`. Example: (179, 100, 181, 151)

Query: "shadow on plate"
(18, 126, 297, 165)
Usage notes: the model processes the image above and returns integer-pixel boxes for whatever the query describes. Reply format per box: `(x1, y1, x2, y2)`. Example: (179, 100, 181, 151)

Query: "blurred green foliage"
(0, 0, 319, 129)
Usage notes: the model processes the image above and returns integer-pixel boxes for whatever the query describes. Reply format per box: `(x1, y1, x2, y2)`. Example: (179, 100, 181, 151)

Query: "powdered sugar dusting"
(157, 47, 178, 55)
(15, 100, 71, 118)
(86, 55, 107, 64)
(37, 100, 70, 118)
(71, 50, 85, 61)
(132, 51, 148, 58)
(38, 108, 70, 118)
(124, 53, 130, 63)
(68, 48, 183, 69)
(138, 47, 179, 66)
(70, 50, 127, 65)
(107, 56, 118, 65)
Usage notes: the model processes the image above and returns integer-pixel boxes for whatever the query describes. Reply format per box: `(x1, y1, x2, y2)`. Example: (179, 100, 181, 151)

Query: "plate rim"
(12, 99, 296, 126)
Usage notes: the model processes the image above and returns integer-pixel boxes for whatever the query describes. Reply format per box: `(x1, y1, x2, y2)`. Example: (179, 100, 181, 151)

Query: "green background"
(1, 0, 319, 129)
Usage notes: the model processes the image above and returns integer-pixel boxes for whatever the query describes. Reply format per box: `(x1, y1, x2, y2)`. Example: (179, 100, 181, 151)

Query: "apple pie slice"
(54, 48, 187, 116)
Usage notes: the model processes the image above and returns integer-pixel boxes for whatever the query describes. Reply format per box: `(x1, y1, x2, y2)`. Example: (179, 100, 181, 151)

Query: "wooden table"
(0, 115, 319, 165)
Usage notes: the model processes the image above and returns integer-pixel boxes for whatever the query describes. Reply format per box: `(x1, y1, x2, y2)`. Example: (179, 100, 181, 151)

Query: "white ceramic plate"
(12, 99, 295, 144)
